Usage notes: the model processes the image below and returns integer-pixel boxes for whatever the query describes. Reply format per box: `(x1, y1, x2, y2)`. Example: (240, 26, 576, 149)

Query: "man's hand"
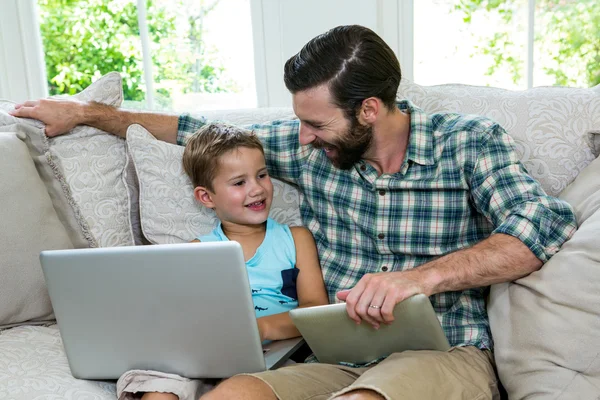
(336, 270, 428, 329)
(9, 98, 86, 137)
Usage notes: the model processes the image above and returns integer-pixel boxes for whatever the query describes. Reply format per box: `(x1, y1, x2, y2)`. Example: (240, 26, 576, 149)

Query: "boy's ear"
(194, 186, 216, 209)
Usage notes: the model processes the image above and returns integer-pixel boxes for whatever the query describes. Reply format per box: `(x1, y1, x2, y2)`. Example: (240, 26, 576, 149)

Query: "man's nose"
(299, 124, 316, 146)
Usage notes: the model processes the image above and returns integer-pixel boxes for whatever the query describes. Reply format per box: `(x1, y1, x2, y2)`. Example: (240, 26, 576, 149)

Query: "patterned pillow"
(0, 72, 135, 247)
(397, 81, 600, 197)
(126, 124, 302, 244)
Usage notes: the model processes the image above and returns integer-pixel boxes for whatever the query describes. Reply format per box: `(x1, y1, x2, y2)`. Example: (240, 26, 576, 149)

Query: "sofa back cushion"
(126, 124, 302, 244)
(488, 155, 600, 398)
(0, 128, 74, 328)
(398, 81, 600, 197)
(0, 72, 135, 247)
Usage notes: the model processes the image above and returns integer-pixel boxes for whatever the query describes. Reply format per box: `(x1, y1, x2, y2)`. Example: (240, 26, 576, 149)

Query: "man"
(12, 25, 576, 400)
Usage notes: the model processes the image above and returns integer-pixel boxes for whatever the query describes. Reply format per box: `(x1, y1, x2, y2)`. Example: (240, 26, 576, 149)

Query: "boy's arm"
(258, 226, 328, 341)
(10, 99, 180, 142)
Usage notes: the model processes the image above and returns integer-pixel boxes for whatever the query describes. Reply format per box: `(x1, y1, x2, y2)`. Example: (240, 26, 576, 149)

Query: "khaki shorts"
(244, 346, 500, 400)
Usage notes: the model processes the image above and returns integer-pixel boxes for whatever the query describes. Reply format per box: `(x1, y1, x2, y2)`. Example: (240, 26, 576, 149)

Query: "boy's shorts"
(242, 346, 500, 400)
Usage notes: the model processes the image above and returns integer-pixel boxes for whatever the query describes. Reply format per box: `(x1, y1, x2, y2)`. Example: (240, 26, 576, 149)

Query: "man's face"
(292, 85, 372, 170)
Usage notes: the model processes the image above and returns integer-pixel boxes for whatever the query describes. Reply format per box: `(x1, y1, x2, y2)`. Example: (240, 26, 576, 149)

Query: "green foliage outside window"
(454, 0, 600, 87)
(37, 0, 234, 108)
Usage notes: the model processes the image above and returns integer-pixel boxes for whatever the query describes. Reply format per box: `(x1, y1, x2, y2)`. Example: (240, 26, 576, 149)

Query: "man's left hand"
(336, 270, 428, 329)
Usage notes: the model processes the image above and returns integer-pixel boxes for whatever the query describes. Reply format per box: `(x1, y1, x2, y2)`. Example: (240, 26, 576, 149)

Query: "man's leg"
(201, 375, 276, 400)
(202, 362, 367, 400)
(332, 347, 500, 400)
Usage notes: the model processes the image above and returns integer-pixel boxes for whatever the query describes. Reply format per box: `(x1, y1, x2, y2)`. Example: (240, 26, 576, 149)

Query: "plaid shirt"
(178, 100, 577, 353)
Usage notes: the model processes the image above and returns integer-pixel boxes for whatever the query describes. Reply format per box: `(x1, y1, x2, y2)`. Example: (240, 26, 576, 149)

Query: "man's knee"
(334, 389, 386, 400)
(200, 375, 277, 400)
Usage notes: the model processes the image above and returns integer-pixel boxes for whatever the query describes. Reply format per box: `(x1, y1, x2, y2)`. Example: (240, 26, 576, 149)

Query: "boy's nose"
(248, 181, 265, 196)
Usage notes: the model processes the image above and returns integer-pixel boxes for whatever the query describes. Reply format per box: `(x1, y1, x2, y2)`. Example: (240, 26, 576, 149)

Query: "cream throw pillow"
(397, 81, 600, 197)
(126, 124, 302, 244)
(0, 72, 135, 247)
(488, 155, 600, 399)
(0, 129, 74, 328)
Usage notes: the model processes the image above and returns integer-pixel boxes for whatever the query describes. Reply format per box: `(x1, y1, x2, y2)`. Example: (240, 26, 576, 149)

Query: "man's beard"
(312, 117, 373, 170)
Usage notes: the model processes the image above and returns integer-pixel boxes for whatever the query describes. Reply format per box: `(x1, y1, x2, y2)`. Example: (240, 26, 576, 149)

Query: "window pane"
(145, 0, 257, 111)
(37, 0, 147, 102)
(533, 0, 600, 88)
(37, 0, 257, 110)
(414, 0, 528, 89)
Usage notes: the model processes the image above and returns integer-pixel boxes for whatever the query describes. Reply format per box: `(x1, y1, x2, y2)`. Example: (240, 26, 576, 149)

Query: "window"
(2, 0, 597, 107)
(414, 0, 599, 89)
(36, 0, 257, 110)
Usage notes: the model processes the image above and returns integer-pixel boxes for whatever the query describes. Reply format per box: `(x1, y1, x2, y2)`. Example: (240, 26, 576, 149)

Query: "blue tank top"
(197, 218, 299, 318)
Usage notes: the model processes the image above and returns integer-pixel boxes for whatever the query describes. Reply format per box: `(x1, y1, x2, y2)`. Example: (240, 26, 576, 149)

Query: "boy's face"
(195, 147, 273, 226)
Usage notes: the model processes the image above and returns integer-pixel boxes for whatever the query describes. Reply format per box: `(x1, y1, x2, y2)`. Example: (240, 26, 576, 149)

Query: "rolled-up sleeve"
(176, 114, 207, 146)
(469, 124, 577, 262)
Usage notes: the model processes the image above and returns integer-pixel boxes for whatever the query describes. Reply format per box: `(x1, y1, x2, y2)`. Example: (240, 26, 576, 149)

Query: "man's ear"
(357, 97, 380, 125)
(194, 186, 216, 209)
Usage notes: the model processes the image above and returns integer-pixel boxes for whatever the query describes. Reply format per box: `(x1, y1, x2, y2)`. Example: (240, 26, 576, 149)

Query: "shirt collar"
(397, 99, 435, 166)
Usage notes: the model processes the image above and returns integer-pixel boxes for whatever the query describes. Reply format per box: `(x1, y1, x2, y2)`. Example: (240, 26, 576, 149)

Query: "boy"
(121, 123, 329, 400)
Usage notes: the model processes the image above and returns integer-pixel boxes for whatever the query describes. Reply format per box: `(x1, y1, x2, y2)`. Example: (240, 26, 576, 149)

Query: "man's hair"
(284, 25, 401, 119)
(182, 123, 264, 192)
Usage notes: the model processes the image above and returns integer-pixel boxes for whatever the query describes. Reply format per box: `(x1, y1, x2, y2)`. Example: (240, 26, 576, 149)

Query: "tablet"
(289, 294, 451, 365)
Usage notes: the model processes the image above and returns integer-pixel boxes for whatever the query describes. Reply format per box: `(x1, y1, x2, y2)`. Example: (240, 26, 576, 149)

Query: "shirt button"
(381, 266, 388, 272)
(378, 233, 385, 240)
(360, 164, 367, 171)
(378, 190, 386, 196)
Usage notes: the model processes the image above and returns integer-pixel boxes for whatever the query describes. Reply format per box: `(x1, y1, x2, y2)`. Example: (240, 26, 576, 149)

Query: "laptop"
(40, 241, 304, 380)
(289, 294, 450, 365)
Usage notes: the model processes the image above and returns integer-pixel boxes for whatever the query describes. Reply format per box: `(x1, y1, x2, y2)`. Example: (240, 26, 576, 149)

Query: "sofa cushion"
(0, 128, 75, 328)
(0, 72, 135, 247)
(126, 124, 302, 244)
(398, 81, 600, 197)
(488, 155, 600, 399)
(0, 325, 116, 399)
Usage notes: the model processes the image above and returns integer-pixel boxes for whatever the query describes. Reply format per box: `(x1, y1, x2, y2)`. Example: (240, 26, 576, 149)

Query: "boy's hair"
(182, 123, 264, 192)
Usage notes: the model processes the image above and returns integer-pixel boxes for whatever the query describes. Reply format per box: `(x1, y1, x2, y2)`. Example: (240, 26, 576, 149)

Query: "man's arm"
(337, 233, 540, 328)
(10, 99, 179, 143)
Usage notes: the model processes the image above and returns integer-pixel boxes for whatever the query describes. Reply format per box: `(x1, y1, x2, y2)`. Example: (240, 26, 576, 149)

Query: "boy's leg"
(141, 393, 179, 400)
(332, 346, 500, 400)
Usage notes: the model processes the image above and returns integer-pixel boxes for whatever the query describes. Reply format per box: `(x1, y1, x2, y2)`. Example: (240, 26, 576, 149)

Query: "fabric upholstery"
(0, 128, 73, 328)
(0, 325, 116, 398)
(0, 72, 134, 247)
(488, 154, 600, 399)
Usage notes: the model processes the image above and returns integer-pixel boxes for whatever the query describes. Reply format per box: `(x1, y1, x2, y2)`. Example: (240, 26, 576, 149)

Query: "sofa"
(0, 72, 599, 400)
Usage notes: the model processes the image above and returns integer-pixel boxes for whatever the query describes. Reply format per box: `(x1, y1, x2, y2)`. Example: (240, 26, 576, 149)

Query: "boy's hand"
(256, 317, 268, 341)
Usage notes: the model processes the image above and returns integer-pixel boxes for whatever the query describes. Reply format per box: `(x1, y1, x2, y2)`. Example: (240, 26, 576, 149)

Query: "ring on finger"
(369, 304, 381, 309)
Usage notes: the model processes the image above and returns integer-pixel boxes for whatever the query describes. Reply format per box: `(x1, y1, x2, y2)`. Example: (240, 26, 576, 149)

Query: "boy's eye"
(234, 180, 245, 186)
(258, 173, 268, 179)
